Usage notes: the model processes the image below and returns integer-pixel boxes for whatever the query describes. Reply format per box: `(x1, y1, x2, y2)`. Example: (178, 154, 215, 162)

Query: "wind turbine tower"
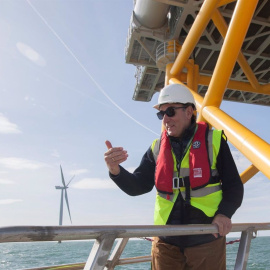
(55, 165, 75, 225)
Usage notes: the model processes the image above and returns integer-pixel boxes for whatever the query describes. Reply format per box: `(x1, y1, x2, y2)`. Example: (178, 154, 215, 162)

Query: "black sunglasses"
(157, 106, 187, 120)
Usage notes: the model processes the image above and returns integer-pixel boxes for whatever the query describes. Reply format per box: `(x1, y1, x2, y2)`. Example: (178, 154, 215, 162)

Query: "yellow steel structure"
(164, 0, 270, 183)
(198, 0, 259, 111)
(240, 165, 259, 184)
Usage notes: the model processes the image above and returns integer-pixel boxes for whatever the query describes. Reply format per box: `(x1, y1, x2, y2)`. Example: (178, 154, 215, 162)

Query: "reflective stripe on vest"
(157, 183, 221, 200)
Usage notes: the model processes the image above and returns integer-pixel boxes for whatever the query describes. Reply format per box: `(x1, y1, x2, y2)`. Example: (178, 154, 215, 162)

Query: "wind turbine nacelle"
(55, 186, 68, 189)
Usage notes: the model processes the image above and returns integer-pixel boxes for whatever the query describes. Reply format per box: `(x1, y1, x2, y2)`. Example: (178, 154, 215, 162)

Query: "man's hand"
(104, 140, 128, 175)
(212, 214, 232, 238)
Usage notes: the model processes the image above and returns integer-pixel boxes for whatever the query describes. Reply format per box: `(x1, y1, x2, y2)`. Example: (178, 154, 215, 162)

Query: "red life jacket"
(155, 122, 211, 193)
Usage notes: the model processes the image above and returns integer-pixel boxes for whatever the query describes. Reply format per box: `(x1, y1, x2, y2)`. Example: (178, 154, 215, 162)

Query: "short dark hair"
(183, 102, 196, 110)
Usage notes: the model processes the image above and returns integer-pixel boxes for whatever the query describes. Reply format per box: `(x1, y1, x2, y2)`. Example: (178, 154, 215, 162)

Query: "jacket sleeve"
(109, 146, 156, 196)
(215, 137, 244, 218)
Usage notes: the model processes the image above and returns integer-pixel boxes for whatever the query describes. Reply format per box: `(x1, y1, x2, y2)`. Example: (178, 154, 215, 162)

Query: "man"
(104, 83, 243, 270)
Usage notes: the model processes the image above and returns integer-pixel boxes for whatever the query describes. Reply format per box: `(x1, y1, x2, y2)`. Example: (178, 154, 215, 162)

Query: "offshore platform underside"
(125, 0, 270, 106)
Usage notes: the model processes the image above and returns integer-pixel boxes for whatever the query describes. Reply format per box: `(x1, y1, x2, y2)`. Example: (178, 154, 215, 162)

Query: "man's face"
(159, 103, 193, 137)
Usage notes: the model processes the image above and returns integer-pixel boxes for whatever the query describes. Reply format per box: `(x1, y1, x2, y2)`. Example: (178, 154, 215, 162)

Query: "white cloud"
(0, 113, 21, 134)
(69, 169, 88, 175)
(0, 199, 23, 205)
(0, 179, 14, 184)
(16, 42, 46, 67)
(0, 157, 48, 170)
(72, 178, 118, 189)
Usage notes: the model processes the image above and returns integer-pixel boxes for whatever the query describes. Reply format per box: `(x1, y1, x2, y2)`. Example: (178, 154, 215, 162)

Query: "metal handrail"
(1, 223, 270, 270)
(156, 40, 181, 63)
(1, 223, 270, 243)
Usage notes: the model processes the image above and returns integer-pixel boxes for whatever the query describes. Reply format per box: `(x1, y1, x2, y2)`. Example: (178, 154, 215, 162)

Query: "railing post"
(105, 238, 129, 270)
(234, 227, 255, 270)
(84, 234, 116, 270)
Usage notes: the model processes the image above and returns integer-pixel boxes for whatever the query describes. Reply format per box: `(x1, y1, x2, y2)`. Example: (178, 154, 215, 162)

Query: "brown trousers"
(151, 237, 226, 270)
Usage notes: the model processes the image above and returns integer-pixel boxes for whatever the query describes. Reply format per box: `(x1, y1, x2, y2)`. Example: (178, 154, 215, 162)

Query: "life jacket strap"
(157, 183, 221, 202)
(183, 177, 191, 206)
(172, 176, 188, 189)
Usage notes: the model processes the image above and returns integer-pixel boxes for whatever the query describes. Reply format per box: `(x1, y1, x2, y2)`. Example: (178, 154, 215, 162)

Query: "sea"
(1, 237, 270, 270)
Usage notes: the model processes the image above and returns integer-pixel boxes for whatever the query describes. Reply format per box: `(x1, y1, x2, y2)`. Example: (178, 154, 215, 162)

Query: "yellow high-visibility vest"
(151, 127, 224, 225)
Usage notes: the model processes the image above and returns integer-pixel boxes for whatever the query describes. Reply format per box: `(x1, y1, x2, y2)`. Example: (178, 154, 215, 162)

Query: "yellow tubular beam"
(170, 0, 221, 76)
(193, 64, 200, 93)
(162, 64, 174, 132)
(165, 63, 174, 86)
(212, 10, 260, 90)
(240, 165, 259, 184)
(261, 83, 270, 93)
(202, 106, 270, 179)
(186, 59, 194, 89)
(198, 75, 270, 94)
(198, 0, 259, 122)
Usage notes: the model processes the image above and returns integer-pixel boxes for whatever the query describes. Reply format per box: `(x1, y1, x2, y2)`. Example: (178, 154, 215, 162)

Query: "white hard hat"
(153, 84, 196, 109)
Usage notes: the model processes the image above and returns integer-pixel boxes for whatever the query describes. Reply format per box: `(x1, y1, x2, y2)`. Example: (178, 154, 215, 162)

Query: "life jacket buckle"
(172, 177, 184, 189)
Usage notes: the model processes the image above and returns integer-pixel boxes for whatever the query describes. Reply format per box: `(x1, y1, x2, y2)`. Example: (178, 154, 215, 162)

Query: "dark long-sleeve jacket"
(109, 127, 244, 249)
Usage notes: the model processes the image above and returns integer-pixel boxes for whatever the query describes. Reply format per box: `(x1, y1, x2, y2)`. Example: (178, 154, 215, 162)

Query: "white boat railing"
(1, 223, 270, 270)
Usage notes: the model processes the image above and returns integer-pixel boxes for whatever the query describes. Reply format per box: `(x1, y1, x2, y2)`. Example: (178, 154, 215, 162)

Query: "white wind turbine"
(55, 165, 75, 225)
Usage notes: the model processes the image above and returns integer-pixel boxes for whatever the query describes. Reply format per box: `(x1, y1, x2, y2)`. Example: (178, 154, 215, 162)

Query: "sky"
(0, 0, 269, 237)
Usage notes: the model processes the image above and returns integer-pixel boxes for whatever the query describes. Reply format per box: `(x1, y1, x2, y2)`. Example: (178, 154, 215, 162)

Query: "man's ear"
(185, 106, 194, 120)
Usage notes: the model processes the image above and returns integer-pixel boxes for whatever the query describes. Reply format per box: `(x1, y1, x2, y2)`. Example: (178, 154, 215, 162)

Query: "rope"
(226, 239, 240, 245)
(140, 237, 153, 242)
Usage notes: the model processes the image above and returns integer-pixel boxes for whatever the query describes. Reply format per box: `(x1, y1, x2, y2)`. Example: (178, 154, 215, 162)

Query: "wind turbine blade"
(64, 189, 72, 224)
(67, 175, 75, 187)
(59, 189, 64, 226)
(60, 165, 67, 187)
